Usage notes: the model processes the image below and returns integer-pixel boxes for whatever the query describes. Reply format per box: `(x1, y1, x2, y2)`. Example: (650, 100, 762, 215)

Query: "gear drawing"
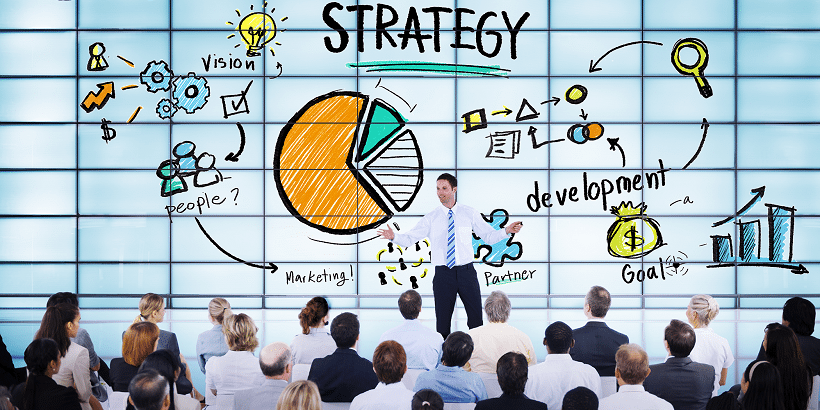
(156, 99, 178, 119)
(172, 72, 210, 114)
(140, 60, 174, 93)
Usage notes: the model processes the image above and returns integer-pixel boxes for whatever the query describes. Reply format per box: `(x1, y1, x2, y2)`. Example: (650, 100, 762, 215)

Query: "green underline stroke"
(348, 61, 510, 77)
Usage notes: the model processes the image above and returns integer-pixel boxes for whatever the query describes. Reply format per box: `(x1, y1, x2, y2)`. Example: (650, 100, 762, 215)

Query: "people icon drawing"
(87, 42, 108, 72)
(157, 159, 188, 197)
(156, 141, 226, 196)
(193, 153, 224, 187)
(173, 141, 198, 177)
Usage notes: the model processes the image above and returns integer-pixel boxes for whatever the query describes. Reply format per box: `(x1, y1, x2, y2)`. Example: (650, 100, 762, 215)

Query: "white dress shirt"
(392, 203, 509, 267)
(524, 353, 602, 410)
(52, 342, 92, 410)
(466, 322, 536, 373)
(205, 350, 266, 410)
(599, 384, 674, 410)
(379, 319, 443, 370)
(689, 327, 734, 396)
(350, 382, 415, 410)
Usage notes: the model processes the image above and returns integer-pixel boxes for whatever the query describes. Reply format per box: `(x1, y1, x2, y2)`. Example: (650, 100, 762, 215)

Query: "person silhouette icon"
(173, 141, 198, 177)
(410, 276, 418, 289)
(157, 159, 187, 197)
(378, 272, 387, 285)
(193, 153, 224, 187)
(87, 42, 109, 71)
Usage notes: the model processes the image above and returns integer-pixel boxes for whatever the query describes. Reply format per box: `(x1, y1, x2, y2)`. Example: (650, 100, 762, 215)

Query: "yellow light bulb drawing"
(238, 12, 275, 57)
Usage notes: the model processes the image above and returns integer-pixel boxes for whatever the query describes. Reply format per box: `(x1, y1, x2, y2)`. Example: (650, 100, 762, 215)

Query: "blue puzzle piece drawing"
(472, 209, 523, 267)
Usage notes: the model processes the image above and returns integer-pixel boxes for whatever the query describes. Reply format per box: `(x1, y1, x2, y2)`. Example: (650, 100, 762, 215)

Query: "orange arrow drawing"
(80, 82, 115, 113)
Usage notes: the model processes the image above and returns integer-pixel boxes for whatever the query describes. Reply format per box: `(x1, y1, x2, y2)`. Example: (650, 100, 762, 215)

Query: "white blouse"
(52, 342, 92, 410)
(689, 327, 734, 396)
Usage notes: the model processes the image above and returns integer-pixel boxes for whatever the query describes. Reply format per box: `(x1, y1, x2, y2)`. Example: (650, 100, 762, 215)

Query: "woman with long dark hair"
(11, 338, 81, 410)
(763, 323, 811, 410)
(290, 297, 335, 364)
(741, 360, 785, 410)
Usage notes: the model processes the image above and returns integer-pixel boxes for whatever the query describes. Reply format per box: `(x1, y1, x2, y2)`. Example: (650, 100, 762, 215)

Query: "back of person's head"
(276, 380, 321, 410)
(123, 322, 160, 367)
(138, 350, 178, 410)
(437, 173, 457, 188)
(0, 385, 12, 410)
(23, 339, 61, 410)
(585, 286, 611, 318)
(688, 294, 720, 327)
(764, 323, 809, 410)
(35, 303, 79, 357)
(223, 313, 259, 352)
(706, 391, 742, 410)
(742, 361, 785, 410)
(441, 331, 473, 367)
(208, 297, 232, 325)
(615, 343, 650, 385)
(135, 293, 164, 324)
(544, 321, 573, 354)
(484, 290, 511, 323)
(664, 319, 696, 357)
(562, 386, 599, 410)
(46, 292, 79, 308)
(128, 370, 169, 410)
(782, 297, 816, 336)
(412, 389, 444, 410)
(299, 297, 329, 335)
(260, 342, 291, 378)
(496, 352, 528, 396)
(398, 290, 422, 320)
(373, 340, 407, 384)
(330, 312, 359, 348)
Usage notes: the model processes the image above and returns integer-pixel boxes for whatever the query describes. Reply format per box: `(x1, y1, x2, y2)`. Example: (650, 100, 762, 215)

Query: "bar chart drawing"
(708, 186, 808, 274)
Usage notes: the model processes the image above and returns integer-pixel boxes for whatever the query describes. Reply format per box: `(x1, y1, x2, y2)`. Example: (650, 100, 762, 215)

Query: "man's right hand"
(377, 224, 395, 240)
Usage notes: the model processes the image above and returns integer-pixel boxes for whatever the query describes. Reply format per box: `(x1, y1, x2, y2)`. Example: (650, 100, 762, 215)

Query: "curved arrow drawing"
(589, 41, 664, 73)
(682, 118, 709, 169)
(195, 217, 278, 273)
(80, 82, 116, 113)
(225, 122, 246, 162)
(607, 137, 626, 167)
(268, 62, 283, 79)
(540, 97, 560, 106)
(712, 186, 765, 227)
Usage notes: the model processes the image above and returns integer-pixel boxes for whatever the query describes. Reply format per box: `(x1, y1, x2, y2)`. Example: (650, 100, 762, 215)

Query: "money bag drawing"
(607, 201, 664, 258)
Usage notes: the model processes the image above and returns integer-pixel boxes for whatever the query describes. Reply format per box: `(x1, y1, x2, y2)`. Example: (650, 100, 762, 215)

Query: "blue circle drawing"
(173, 72, 210, 114)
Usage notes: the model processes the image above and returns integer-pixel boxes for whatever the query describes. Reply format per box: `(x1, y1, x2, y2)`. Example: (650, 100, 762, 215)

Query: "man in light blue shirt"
(414, 331, 487, 403)
(379, 290, 443, 371)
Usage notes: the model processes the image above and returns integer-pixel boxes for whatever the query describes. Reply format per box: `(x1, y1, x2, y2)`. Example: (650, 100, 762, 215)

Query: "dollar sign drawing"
(623, 225, 645, 251)
(100, 118, 116, 143)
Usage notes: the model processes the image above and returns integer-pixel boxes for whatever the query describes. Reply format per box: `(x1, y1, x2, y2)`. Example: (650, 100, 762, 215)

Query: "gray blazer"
(643, 356, 715, 410)
(234, 379, 289, 410)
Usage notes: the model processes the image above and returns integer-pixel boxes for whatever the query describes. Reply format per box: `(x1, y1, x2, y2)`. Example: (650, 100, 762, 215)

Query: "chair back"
(322, 401, 351, 410)
(292, 363, 311, 382)
(808, 374, 819, 410)
(443, 403, 476, 410)
(402, 369, 425, 390)
(108, 391, 129, 410)
(600, 376, 617, 399)
(479, 372, 502, 398)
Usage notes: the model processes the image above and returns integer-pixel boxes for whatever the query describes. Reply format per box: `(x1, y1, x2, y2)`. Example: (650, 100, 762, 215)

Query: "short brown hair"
(615, 343, 649, 385)
(398, 290, 422, 320)
(123, 322, 160, 367)
(585, 286, 611, 318)
(373, 340, 407, 384)
(223, 313, 259, 352)
(665, 319, 695, 357)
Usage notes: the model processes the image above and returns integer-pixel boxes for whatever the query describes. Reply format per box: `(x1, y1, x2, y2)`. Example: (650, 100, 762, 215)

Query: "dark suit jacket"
(643, 357, 715, 410)
(11, 374, 82, 410)
(0, 334, 20, 388)
(475, 393, 549, 410)
(570, 321, 629, 376)
(307, 347, 379, 402)
(757, 333, 820, 376)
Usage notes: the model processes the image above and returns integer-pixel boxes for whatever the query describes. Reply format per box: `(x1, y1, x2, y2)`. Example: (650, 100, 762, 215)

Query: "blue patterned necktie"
(446, 209, 456, 268)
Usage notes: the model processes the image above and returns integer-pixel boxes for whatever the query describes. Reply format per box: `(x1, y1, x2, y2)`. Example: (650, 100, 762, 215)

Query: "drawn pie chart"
(274, 90, 424, 235)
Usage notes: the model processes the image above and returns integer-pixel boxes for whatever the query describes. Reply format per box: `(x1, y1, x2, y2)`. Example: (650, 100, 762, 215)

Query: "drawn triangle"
(515, 98, 539, 122)
(358, 99, 406, 162)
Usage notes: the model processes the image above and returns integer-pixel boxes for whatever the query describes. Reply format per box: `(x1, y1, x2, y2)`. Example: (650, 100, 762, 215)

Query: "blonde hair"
(208, 298, 232, 325)
(223, 313, 259, 352)
(689, 294, 720, 327)
(134, 293, 164, 324)
(276, 380, 322, 410)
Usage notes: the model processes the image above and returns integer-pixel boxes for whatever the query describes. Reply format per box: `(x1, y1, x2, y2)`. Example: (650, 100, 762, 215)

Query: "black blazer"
(307, 348, 379, 402)
(570, 321, 629, 376)
(475, 393, 549, 410)
(109, 356, 193, 395)
(643, 357, 715, 410)
(11, 374, 82, 410)
(0, 334, 20, 388)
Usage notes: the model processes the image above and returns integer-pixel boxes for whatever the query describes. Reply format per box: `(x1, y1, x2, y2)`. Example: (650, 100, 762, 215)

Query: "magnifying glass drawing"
(671, 38, 712, 98)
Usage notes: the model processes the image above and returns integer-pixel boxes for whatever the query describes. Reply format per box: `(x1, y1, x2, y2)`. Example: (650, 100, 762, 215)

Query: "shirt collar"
(618, 384, 646, 393)
(546, 353, 573, 362)
(436, 364, 464, 372)
(376, 382, 410, 390)
(308, 327, 328, 335)
(439, 203, 459, 213)
(587, 318, 606, 323)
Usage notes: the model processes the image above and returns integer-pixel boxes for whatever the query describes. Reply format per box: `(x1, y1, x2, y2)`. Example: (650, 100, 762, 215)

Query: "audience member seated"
(351, 340, 415, 410)
(379, 290, 443, 371)
(128, 370, 170, 410)
(34, 303, 95, 410)
(308, 312, 378, 402)
(205, 313, 265, 410)
(0, 334, 22, 389)
(761, 323, 810, 410)
(47, 292, 106, 402)
(740, 360, 785, 410)
(412, 389, 444, 410)
(687, 294, 734, 397)
(10, 338, 82, 410)
(644, 319, 715, 410)
(291, 297, 336, 365)
(524, 321, 601, 409)
(0, 386, 12, 410)
(276, 380, 321, 410)
(111, 322, 160, 392)
(196, 297, 232, 374)
(756, 297, 820, 377)
(139, 350, 200, 410)
(414, 331, 487, 403)
(466, 291, 535, 372)
(131, 293, 194, 396)
(570, 286, 629, 377)
(475, 352, 547, 410)
(599, 344, 672, 410)
(706, 391, 741, 410)
(234, 342, 292, 410)
(562, 386, 599, 410)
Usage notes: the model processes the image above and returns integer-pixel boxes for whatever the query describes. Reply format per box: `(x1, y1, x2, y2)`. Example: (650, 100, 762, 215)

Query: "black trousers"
(433, 263, 484, 339)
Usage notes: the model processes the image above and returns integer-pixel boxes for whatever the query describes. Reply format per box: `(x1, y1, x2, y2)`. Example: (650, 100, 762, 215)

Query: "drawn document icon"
(485, 130, 521, 159)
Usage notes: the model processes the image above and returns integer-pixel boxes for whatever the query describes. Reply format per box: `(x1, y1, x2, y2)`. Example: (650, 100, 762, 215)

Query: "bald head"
(259, 342, 291, 379)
